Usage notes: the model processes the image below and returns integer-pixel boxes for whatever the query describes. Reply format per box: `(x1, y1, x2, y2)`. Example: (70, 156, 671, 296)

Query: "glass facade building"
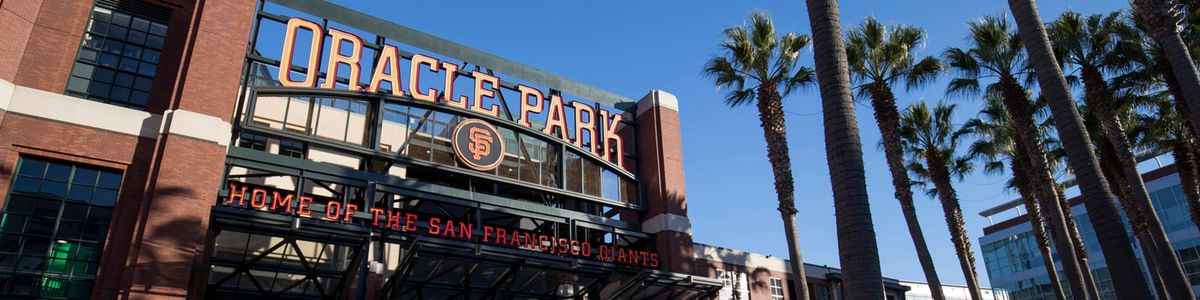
(978, 166, 1200, 299)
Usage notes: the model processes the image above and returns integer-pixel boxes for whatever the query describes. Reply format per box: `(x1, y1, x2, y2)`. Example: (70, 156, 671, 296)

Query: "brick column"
(121, 1, 254, 298)
(634, 90, 696, 274)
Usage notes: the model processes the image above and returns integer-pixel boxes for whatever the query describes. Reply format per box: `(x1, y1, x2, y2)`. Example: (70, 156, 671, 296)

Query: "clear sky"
(330, 0, 1129, 286)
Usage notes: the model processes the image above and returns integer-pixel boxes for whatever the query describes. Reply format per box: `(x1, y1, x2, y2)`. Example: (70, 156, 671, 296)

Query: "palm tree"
(802, 0, 884, 297)
(1134, 0, 1200, 143)
(942, 14, 1097, 298)
(967, 96, 1066, 299)
(899, 102, 982, 300)
(702, 11, 815, 299)
(1126, 4, 1200, 234)
(844, 17, 945, 299)
(1047, 9, 1196, 299)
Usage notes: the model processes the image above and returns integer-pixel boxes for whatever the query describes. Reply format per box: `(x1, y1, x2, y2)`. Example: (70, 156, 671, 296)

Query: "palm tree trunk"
(1080, 63, 1196, 300)
(1008, 1, 1156, 298)
(1012, 155, 1067, 299)
(1053, 184, 1100, 299)
(1163, 58, 1200, 232)
(868, 83, 945, 300)
(755, 85, 810, 300)
(997, 75, 1093, 299)
(803, 0, 884, 298)
(925, 152, 983, 300)
(1097, 140, 1172, 300)
(1174, 141, 1200, 232)
(1137, 0, 1200, 148)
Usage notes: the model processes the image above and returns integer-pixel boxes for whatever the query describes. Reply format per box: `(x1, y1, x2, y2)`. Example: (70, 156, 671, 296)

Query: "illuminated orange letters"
(517, 85, 545, 128)
(321, 28, 364, 90)
(467, 71, 501, 117)
(542, 94, 571, 142)
(599, 109, 623, 167)
(571, 101, 596, 152)
(409, 54, 441, 103)
(367, 44, 405, 96)
(279, 18, 323, 87)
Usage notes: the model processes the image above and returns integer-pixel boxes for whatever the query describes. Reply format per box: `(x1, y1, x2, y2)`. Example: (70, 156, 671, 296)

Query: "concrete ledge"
(642, 213, 692, 235)
(162, 109, 231, 146)
(0, 78, 161, 138)
(636, 90, 678, 116)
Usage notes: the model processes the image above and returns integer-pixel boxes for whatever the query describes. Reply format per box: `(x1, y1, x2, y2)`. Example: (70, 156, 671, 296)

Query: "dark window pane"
(23, 238, 50, 256)
(61, 203, 87, 221)
(81, 225, 108, 242)
(127, 30, 146, 45)
(131, 18, 150, 32)
(0, 215, 27, 233)
(93, 68, 115, 83)
(86, 207, 112, 223)
(141, 49, 160, 63)
(88, 82, 111, 98)
(27, 217, 55, 236)
(33, 200, 60, 218)
(107, 26, 127, 40)
(114, 72, 134, 87)
(101, 39, 123, 54)
(0, 235, 20, 252)
(71, 169, 98, 186)
(12, 176, 40, 193)
(56, 222, 83, 240)
(150, 23, 167, 36)
(90, 22, 109, 35)
(66, 187, 92, 202)
(110, 87, 131, 103)
(91, 189, 117, 207)
(146, 35, 164, 49)
(137, 63, 156, 77)
(118, 58, 138, 72)
(134, 76, 153, 91)
(78, 49, 99, 63)
(41, 181, 67, 199)
(18, 160, 46, 176)
(45, 164, 71, 182)
(122, 43, 143, 59)
(97, 172, 121, 189)
(130, 91, 149, 107)
(16, 256, 45, 271)
(5, 197, 35, 214)
(111, 12, 130, 27)
(98, 53, 119, 67)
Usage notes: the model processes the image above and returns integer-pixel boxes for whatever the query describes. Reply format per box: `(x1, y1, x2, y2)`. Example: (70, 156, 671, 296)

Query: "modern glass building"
(978, 164, 1200, 299)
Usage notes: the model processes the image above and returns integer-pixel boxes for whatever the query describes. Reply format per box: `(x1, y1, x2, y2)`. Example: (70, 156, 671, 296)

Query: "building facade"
(978, 164, 1200, 299)
(0, 0, 728, 298)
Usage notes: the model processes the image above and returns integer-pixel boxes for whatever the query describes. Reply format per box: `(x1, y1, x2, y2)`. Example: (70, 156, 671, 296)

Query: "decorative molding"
(642, 213, 692, 235)
(161, 109, 231, 146)
(636, 90, 678, 116)
(0, 78, 161, 138)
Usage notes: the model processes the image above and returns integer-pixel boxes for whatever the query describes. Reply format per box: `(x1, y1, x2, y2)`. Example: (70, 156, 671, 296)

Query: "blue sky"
(329, 0, 1129, 286)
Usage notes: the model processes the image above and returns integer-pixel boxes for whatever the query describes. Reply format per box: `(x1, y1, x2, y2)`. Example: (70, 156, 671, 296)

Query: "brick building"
(1, 0, 911, 299)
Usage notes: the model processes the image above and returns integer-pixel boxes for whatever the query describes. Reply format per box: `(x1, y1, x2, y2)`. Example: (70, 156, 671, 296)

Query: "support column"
(634, 90, 696, 274)
(122, 1, 255, 298)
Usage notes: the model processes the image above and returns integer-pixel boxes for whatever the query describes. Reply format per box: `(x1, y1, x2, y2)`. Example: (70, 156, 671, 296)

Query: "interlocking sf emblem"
(453, 119, 506, 171)
(467, 127, 493, 160)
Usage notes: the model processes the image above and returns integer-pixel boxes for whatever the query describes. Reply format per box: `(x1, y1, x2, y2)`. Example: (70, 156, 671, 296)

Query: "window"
(770, 277, 785, 300)
(67, 2, 171, 110)
(717, 270, 749, 300)
(0, 157, 122, 299)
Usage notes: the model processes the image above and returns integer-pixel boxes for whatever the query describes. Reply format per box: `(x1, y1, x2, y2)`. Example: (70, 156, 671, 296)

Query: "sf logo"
(452, 119, 506, 171)
(467, 127, 493, 160)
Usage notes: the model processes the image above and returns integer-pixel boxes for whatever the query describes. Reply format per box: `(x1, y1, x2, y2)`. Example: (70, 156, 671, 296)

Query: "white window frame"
(770, 277, 785, 300)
